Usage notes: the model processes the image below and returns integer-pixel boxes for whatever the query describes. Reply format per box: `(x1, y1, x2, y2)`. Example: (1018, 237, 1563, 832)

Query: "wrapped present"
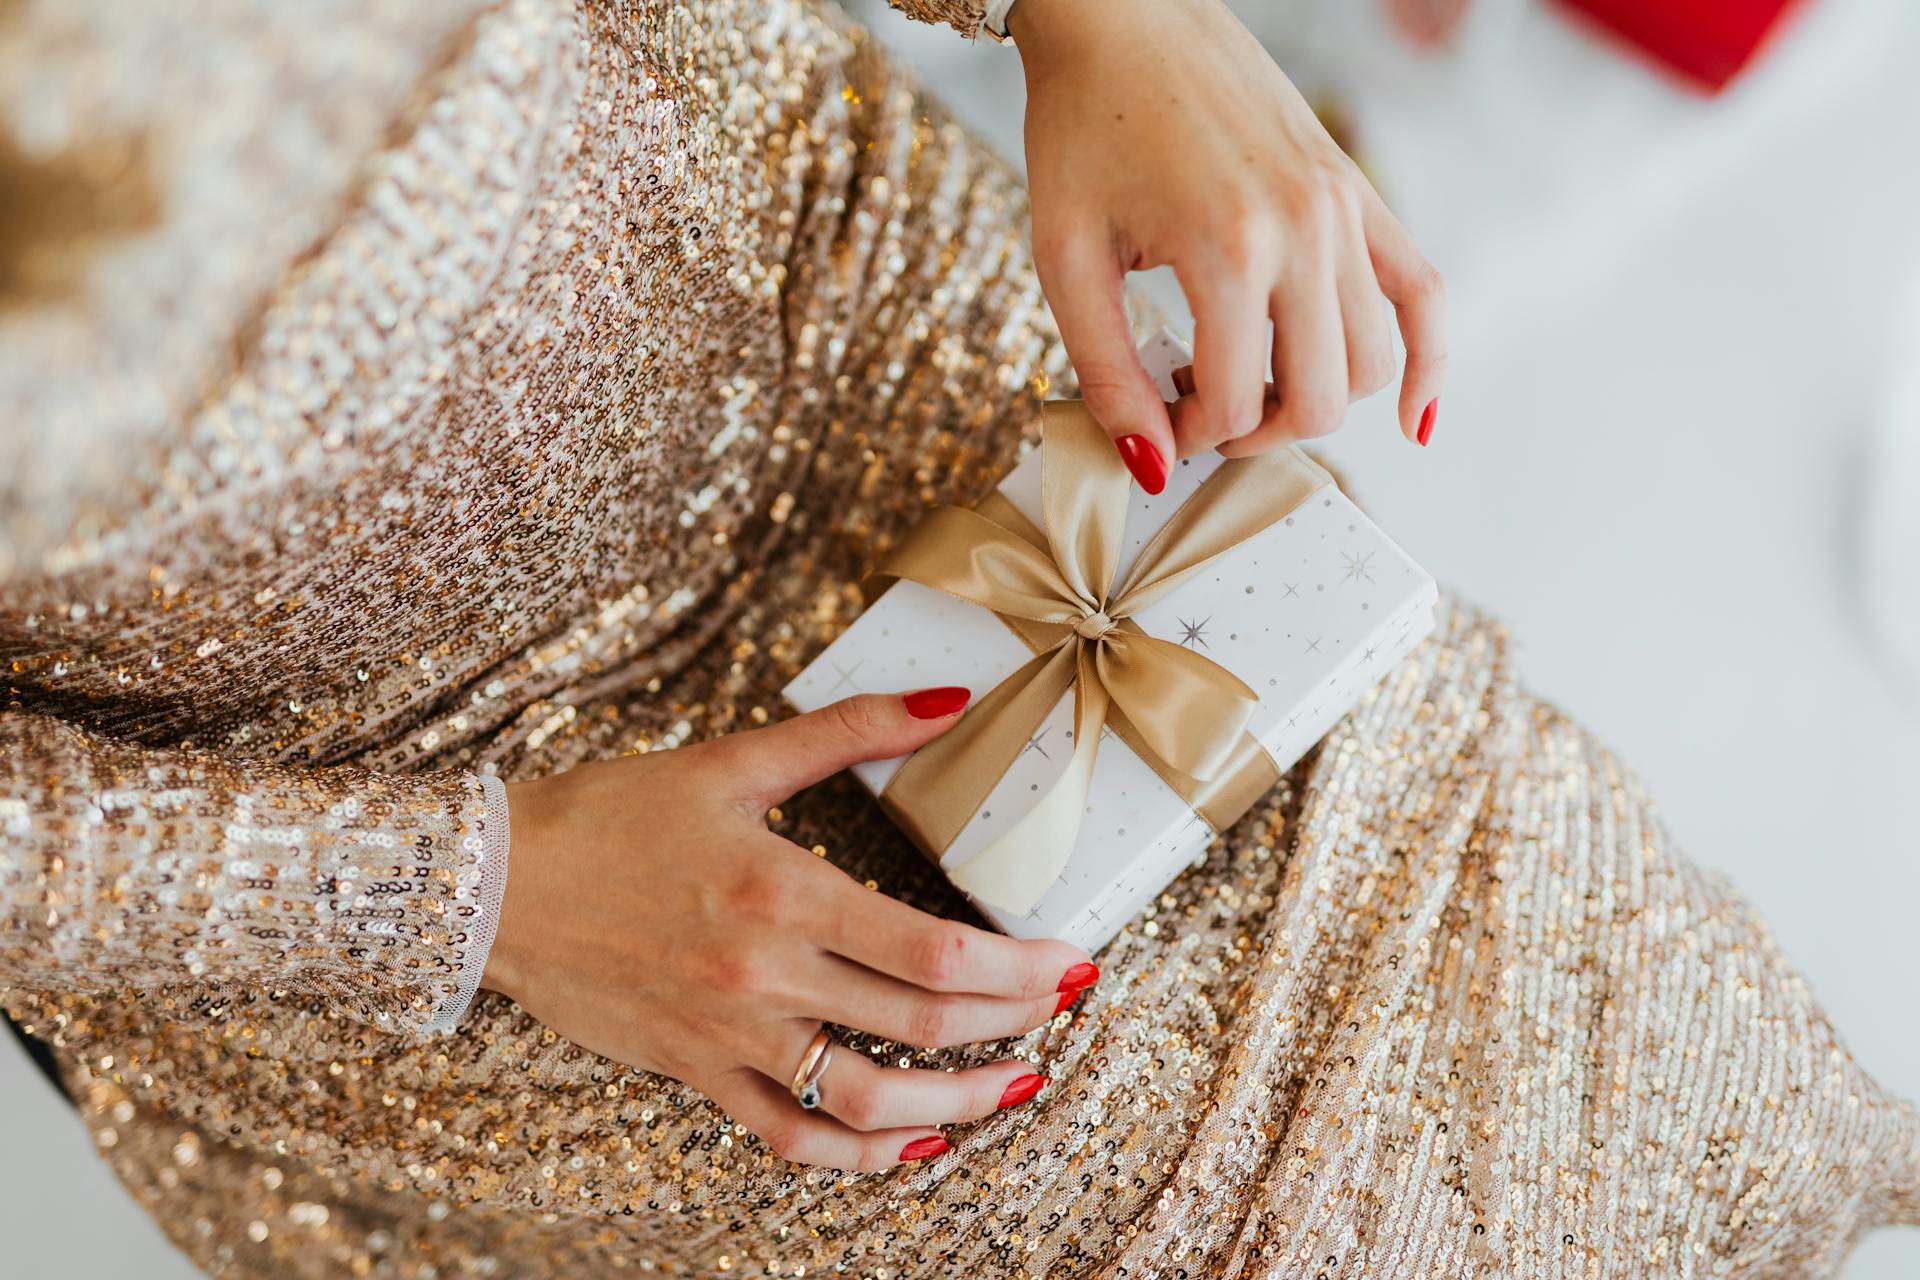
(784, 332, 1437, 952)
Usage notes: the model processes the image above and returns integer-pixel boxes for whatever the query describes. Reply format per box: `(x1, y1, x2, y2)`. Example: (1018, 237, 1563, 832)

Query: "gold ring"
(789, 1029, 835, 1110)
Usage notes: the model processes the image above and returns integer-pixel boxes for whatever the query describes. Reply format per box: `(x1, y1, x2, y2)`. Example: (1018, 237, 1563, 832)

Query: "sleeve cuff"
(424, 772, 512, 1035)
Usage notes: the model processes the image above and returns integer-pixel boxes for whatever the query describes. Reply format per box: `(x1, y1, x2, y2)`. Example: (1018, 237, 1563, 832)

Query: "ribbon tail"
(879, 642, 1079, 860)
(947, 649, 1110, 916)
(1094, 628, 1257, 782)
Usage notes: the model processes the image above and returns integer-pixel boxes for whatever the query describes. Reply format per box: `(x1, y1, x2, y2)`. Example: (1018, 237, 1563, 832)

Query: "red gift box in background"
(1555, 0, 1807, 91)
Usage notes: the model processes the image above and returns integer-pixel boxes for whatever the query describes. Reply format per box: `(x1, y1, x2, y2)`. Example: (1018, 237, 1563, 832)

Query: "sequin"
(3, 1, 1917, 1277)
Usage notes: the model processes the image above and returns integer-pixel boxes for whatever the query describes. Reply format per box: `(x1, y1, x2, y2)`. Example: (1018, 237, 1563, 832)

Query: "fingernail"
(1114, 436, 1168, 495)
(1054, 990, 1077, 1015)
(996, 1073, 1047, 1110)
(903, 686, 970, 719)
(1171, 365, 1196, 397)
(1417, 398, 1438, 447)
(899, 1135, 948, 1162)
(1056, 962, 1099, 992)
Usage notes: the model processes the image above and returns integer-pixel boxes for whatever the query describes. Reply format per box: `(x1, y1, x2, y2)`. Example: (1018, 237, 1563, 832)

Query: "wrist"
(481, 778, 548, 1000)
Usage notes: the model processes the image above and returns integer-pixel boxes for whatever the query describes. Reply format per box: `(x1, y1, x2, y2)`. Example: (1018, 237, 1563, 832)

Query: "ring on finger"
(789, 1028, 836, 1111)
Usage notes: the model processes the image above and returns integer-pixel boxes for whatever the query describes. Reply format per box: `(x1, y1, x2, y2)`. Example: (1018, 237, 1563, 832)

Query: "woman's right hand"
(481, 688, 1099, 1171)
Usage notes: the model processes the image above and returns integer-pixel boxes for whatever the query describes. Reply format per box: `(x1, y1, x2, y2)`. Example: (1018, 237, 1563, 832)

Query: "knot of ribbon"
(1073, 610, 1117, 641)
(870, 402, 1331, 914)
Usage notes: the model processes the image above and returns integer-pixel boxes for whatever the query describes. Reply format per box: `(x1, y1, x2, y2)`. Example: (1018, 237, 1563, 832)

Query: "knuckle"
(836, 1080, 885, 1130)
(826, 695, 886, 746)
(1070, 360, 1145, 414)
(730, 864, 793, 927)
(1288, 395, 1347, 440)
(910, 925, 968, 988)
(907, 997, 957, 1049)
(1203, 202, 1268, 267)
(1410, 262, 1446, 306)
(1220, 396, 1264, 440)
(696, 945, 767, 996)
(1276, 182, 1335, 236)
(1016, 946, 1053, 997)
(1212, 228, 1261, 273)
(1351, 350, 1395, 398)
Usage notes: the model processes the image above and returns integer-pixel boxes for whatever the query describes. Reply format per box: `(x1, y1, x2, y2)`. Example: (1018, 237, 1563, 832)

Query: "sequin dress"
(2, 2, 1915, 1276)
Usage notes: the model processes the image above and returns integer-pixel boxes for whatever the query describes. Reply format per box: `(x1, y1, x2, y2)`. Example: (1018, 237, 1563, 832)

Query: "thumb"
(731, 688, 972, 804)
(1034, 225, 1175, 495)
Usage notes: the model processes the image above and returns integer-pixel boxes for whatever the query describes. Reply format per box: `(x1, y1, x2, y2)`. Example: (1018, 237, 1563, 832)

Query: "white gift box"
(784, 330, 1438, 952)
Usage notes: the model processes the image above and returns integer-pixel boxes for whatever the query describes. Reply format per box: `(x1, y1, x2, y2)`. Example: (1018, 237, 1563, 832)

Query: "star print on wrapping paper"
(1176, 616, 1211, 648)
(1340, 550, 1376, 585)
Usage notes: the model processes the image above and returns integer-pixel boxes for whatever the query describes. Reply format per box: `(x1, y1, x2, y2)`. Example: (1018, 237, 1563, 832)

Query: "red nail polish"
(1113, 436, 1168, 495)
(1171, 366, 1196, 397)
(996, 1073, 1047, 1110)
(1054, 990, 1077, 1015)
(903, 686, 970, 719)
(899, 1135, 948, 1162)
(1056, 962, 1099, 992)
(1417, 398, 1438, 447)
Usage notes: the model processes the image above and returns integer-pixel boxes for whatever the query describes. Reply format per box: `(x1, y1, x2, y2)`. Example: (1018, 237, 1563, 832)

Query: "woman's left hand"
(1011, 0, 1448, 485)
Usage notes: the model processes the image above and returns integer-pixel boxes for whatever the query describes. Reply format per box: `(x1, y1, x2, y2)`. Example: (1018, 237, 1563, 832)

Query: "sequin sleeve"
(0, 711, 510, 1039)
(883, 0, 991, 37)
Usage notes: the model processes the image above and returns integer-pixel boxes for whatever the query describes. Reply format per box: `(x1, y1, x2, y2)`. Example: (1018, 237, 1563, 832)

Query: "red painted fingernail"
(997, 1073, 1047, 1109)
(1054, 990, 1077, 1015)
(1057, 962, 1099, 992)
(1114, 436, 1168, 495)
(1171, 365, 1196, 397)
(903, 686, 970, 719)
(1417, 398, 1438, 447)
(899, 1135, 948, 1162)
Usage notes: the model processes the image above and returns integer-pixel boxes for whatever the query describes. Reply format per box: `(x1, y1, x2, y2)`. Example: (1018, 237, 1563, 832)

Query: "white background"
(5, 0, 1916, 1273)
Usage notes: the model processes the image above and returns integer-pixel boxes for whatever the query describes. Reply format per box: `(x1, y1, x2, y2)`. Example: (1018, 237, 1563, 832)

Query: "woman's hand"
(1012, 0, 1448, 487)
(482, 688, 1097, 1172)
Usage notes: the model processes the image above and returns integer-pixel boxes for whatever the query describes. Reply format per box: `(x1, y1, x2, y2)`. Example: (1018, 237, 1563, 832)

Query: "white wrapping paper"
(785, 331, 1438, 951)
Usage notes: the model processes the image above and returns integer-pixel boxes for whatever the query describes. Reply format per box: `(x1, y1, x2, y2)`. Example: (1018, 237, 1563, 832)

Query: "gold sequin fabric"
(3, 1, 1916, 1276)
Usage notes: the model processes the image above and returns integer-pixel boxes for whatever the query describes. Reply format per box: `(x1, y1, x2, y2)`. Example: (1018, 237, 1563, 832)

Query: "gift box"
(784, 331, 1438, 952)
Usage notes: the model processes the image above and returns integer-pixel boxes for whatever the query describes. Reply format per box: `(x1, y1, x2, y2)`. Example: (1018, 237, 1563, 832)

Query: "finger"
(1172, 262, 1272, 457)
(727, 689, 971, 805)
(804, 953, 1063, 1049)
(1213, 242, 1347, 458)
(751, 1026, 1049, 1132)
(1333, 204, 1394, 403)
(803, 864, 1094, 998)
(703, 1065, 945, 1173)
(1361, 190, 1447, 445)
(1032, 219, 1175, 492)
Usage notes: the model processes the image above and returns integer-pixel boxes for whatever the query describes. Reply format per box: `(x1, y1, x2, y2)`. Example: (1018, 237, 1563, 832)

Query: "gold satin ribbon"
(872, 402, 1332, 914)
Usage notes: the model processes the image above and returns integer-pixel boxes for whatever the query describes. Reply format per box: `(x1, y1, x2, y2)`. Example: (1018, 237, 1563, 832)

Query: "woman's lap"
(70, 591, 1916, 1278)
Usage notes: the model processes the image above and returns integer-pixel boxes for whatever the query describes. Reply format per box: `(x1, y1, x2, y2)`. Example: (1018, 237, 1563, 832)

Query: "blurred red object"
(1554, 0, 1807, 92)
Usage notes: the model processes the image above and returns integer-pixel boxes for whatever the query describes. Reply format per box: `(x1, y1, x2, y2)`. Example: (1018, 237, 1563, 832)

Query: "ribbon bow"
(873, 402, 1330, 913)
